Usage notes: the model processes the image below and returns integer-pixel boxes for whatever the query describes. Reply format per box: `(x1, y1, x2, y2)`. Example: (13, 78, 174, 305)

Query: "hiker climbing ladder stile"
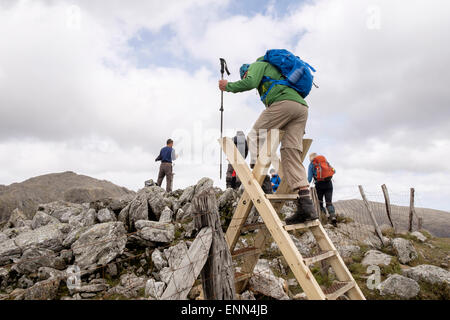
(218, 132, 365, 300)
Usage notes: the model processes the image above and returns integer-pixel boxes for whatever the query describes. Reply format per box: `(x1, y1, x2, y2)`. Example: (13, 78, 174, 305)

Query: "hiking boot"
(285, 190, 318, 225)
(326, 205, 337, 227)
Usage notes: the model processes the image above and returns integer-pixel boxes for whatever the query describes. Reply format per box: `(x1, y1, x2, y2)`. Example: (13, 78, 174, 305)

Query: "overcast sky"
(1, 0, 449, 211)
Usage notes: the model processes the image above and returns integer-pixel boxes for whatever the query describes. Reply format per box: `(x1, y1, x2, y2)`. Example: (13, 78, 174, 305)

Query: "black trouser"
(315, 179, 335, 217)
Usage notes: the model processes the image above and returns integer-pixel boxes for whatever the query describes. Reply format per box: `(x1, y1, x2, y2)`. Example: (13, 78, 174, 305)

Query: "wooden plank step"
(266, 194, 298, 201)
(283, 219, 320, 231)
(232, 247, 262, 259)
(234, 271, 251, 282)
(324, 281, 355, 300)
(303, 250, 336, 266)
(240, 222, 266, 232)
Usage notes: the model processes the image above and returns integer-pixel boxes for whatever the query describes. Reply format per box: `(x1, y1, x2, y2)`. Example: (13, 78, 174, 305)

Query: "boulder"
(151, 248, 168, 271)
(378, 274, 420, 299)
(71, 222, 127, 270)
(2, 226, 32, 239)
(362, 250, 393, 266)
(159, 207, 173, 223)
(23, 277, 61, 300)
(68, 208, 96, 229)
(105, 273, 147, 299)
(135, 220, 175, 243)
(146, 186, 167, 219)
(0, 232, 7, 242)
(178, 186, 195, 207)
(410, 231, 427, 242)
(96, 208, 116, 223)
(249, 259, 289, 300)
(145, 278, 166, 299)
(38, 201, 83, 222)
(14, 223, 66, 252)
(37, 267, 66, 282)
(392, 238, 418, 264)
(31, 211, 60, 230)
(5, 208, 28, 229)
(337, 245, 361, 259)
(402, 264, 450, 285)
(240, 290, 256, 300)
(12, 248, 66, 275)
(0, 239, 21, 265)
(194, 178, 214, 196)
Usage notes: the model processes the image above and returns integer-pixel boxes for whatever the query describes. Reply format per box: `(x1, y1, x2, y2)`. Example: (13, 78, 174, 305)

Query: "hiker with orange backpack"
(308, 153, 337, 226)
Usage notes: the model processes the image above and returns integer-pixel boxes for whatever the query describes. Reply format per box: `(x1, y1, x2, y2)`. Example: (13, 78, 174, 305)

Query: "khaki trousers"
(248, 100, 309, 191)
(157, 162, 173, 192)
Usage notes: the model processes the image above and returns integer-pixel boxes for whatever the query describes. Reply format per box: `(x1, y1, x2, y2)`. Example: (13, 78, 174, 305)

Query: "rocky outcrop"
(135, 220, 174, 243)
(392, 238, 418, 264)
(362, 250, 393, 266)
(378, 274, 420, 299)
(0, 171, 134, 224)
(72, 222, 127, 269)
(249, 259, 289, 300)
(402, 264, 450, 285)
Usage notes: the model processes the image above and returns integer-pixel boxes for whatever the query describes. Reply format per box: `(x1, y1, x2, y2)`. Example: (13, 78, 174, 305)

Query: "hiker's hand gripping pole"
(219, 58, 230, 180)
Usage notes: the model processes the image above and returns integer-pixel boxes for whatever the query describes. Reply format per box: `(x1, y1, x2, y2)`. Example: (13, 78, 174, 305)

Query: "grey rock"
(31, 211, 60, 230)
(402, 264, 450, 285)
(96, 208, 116, 223)
(68, 208, 96, 228)
(18, 275, 34, 289)
(164, 241, 188, 269)
(106, 263, 118, 277)
(23, 278, 61, 300)
(0, 239, 21, 265)
(159, 206, 173, 223)
(218, 188, 238, 209)
(393, 238, 418, 264)
(151, 249, 168, 271)
(337, 245, 361, 259)
(178, 186, 195, 206)
(5, 208, 28, 229)
(71, 222, 127, 270)
(410, 231, 427, 242)
(240, 290, 256, 300)
(146, 186, 167, 219)
(105, 273, 147, 299)
(37, 267, 66, 281)
(194, 177, 214, 196)
(14, 223, 66, 252)
(379, 274, 420, 299)
(145, 278, 165, 299)
(362, 250, 393, 266)
(135, 220, 175, 243)
(39, 201, 84, 222)
(0, 232, 7, 242)
(72, 283, 108, 293)
(290, 235, 311, 256)
(2, 226, 32, 239)
(249, 259, 289, 300)
(12, 247, 66, 275)
(62, 226, 89, 248)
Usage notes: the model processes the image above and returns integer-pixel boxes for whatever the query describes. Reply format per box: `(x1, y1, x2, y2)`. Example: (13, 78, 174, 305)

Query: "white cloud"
(0, 0, 449, 211)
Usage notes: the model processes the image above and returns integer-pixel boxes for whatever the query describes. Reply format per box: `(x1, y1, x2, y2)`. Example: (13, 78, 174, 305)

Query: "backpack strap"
(260, 76, 289, 103)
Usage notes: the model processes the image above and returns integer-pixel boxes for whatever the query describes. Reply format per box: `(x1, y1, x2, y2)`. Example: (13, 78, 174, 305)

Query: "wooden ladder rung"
(266, 194, 298, 201)
(303, 250, 336, 266)
(240, 222, 266, 232)
(232, 247, 262, 259)
(283, 219, 320, 231)
(234, 272, 252, 282)
(324, 281, 355, 300)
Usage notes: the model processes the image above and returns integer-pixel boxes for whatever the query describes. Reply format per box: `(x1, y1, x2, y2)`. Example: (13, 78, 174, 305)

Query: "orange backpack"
(312, 155, 335, 181)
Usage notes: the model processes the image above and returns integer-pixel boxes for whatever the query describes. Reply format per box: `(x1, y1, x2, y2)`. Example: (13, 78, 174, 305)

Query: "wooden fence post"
(192, 187, 236, 300)
(358, 185, 386, 246)
(409, 188, 416, 232)
(381, 184, 395, 231)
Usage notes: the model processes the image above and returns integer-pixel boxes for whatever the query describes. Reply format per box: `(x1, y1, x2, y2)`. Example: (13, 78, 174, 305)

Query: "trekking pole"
(219, 58, 230, 180)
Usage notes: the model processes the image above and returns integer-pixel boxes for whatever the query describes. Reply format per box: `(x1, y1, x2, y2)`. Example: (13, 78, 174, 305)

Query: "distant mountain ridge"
(0, 171, 135, 223)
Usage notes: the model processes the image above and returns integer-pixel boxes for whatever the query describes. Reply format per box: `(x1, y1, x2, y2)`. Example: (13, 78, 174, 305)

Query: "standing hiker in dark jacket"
(226, 131, 249, 190)
(308, 153, 337, 226)
(155, 139, 177, 192)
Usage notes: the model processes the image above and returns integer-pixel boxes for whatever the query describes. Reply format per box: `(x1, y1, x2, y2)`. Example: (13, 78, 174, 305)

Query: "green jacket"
(225, 58, 308, 107)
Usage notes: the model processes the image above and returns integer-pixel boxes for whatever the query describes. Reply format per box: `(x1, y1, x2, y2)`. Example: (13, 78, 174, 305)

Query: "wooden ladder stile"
(219, 134, 365, 300)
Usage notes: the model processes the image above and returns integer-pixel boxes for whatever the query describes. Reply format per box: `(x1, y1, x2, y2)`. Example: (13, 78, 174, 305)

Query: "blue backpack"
(260, 49, 316, 102)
